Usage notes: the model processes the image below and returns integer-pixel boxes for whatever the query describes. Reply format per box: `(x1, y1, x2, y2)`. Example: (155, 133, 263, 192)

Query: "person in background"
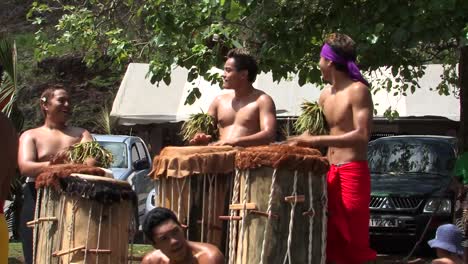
(18, 84, 92, 264)
(0, 112, 18, 263)
(428, 224, 464, 264)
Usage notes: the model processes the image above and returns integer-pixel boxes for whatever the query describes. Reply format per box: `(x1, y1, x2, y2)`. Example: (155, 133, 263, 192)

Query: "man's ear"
(240, 69, 248, 80)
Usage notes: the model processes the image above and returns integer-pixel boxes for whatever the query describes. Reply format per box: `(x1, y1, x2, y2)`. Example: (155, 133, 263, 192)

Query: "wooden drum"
(150, 146, 237, 250)
(225, 145, 329, 264)
(31, 164, 138, 264)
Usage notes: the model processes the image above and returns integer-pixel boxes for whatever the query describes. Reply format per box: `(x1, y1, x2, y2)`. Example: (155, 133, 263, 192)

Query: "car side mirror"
(133, 159, 150, 170)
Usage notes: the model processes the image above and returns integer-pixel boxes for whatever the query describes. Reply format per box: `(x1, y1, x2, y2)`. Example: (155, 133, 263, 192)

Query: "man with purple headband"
(286, 33, 376, 263)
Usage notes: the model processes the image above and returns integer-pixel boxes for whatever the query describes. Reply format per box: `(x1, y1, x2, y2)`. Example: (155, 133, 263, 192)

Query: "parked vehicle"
(93, 134, 154, 226)
(368, 135, 457, 253)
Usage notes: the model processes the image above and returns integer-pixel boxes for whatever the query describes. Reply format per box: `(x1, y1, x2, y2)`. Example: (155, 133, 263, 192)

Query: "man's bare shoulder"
(141, 250, 168, 264)
(432, 258, 457, 264)
(67, 126, 88, 134)
(318, 85, 332, 106)
(348, 82, 372, 105)
(191, 242, 224, 263)
(19, 127, 43, 140)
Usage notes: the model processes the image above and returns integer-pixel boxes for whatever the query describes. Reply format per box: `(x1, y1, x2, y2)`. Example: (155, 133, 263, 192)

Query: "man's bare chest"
(217, 103, 259, 127)
(322, 95, 352, 127)
(35, 133, 82, 160)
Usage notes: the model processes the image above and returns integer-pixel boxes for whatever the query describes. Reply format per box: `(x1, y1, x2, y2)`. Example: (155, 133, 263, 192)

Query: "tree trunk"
(459, 46, 468, 152)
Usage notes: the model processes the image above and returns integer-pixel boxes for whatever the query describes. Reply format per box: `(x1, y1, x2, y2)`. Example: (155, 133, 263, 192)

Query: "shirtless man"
(18, 84, 93, 264)
(142, 207, 224, 264)
(190, 48, 276, 146)
(0, 113, 18, 263)
(286, 33, 376, 264)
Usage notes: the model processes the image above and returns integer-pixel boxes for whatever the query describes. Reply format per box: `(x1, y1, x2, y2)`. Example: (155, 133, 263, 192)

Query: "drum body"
(227, 145, 329, 264)
(32, 171, 137, 264)
(151, 146, 236, 250)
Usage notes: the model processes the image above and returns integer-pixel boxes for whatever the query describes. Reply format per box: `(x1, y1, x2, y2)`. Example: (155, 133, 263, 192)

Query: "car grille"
(370, 196, 423, 210)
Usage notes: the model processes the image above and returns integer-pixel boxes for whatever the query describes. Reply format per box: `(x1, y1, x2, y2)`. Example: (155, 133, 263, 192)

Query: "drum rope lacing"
(207, 174, 215, 242)
(83, 201, 93, 264)
(57, 194, 66, 264)
(96, 204, 104, 263)
(201, 174, 207, 242)
(282, 171, 298, 264)
(228, 169, 241, 264)
(320, 173, 328, 264)
(171, 178, 175, 212)
(259, 168, 278, 264)
(187, 177, 192, 239)
(108, 206, 112, 263)
(307, 172, 314, 264)
(32, 188, 42, 264)
(68, 199, 79, 263)
(239, 170, 251, 264)
(176, 177, 187, 222)
(46, 188, 52, 264)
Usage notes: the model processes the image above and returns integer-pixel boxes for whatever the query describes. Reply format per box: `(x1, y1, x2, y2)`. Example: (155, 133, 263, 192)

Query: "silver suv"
(93, 134, 153, 226)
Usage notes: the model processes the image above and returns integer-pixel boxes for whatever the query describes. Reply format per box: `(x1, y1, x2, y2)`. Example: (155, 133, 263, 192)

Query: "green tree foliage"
(28, 0, 468, 146)
(28, 1, 468, 85)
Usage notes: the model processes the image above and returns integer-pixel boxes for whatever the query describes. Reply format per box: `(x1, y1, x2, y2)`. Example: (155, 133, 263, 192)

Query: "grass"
(9, 242, 431, 263)
(8, 242, 154, 263)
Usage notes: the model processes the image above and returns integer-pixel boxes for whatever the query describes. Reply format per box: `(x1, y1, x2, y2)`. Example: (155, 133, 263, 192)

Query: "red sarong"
(326, 161, 376, 264)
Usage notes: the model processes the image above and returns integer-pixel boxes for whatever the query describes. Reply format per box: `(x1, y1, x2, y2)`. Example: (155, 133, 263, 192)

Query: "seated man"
(190, 48, 276, 147)
(142, 207, 224, 264)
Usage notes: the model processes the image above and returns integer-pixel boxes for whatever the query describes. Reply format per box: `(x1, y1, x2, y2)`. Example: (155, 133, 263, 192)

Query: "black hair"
(142, 207, 180, 244)
(226, 48, 258, 82)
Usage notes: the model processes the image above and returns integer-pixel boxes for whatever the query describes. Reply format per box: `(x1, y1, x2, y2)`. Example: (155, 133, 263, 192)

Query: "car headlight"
(423, 198, 451, 214)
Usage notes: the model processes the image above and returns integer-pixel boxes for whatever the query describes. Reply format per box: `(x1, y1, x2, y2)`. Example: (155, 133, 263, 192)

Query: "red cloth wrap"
(326, 161, 376, 264)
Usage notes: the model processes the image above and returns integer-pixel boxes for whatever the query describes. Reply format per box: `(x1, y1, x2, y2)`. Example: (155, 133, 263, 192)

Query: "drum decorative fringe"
(235, 145, 328, 173)
(35, 164, 106, 190)
(32, 171, 137, 264)
(150, 146, 236, 178)
(228, 145, 329, 264)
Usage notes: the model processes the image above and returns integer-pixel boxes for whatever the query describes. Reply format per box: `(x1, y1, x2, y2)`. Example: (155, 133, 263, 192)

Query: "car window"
(136, 142, 148, 161)
(131, 144, 140, 164)
(97, 142, 128, 168)
(368, 139, 456, 175)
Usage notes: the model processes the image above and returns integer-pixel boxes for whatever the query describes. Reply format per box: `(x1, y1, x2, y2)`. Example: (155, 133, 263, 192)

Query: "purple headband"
(320, 43, 369, 87)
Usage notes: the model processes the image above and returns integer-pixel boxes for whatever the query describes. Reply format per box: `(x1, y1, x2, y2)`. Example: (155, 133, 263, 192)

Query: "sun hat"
(428, 224, 464, 255)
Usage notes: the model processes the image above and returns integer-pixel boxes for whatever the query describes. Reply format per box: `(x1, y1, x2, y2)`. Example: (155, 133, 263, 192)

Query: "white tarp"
(111, 63, 459, 125)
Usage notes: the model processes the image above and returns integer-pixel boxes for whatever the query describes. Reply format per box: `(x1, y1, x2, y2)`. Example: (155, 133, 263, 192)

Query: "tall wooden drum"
(225, 145, 329, 264)
(150, 146, 237, 251)
(31, 164, 138, 264)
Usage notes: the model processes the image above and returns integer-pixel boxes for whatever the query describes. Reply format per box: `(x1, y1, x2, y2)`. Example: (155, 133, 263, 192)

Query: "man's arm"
(293, 84, 372, 148)
(0, 113, 18, 201)
(18, 132, 50, 178)
(230, 94, 277, 147)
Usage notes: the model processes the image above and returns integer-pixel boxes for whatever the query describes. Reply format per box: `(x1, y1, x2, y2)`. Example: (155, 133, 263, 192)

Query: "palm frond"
(93, 105, 115, 134)
(0, 38, 18, 117)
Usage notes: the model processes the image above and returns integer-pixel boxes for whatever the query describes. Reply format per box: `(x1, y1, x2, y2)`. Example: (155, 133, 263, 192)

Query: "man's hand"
(50, 149, 70, 165)
(210, 138, 237, 146)
(284, 134, 320, 148)
(189, 133, 212, 145)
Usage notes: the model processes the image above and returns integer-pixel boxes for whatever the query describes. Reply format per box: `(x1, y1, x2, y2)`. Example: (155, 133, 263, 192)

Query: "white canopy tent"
(110, 63, 459, 125)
